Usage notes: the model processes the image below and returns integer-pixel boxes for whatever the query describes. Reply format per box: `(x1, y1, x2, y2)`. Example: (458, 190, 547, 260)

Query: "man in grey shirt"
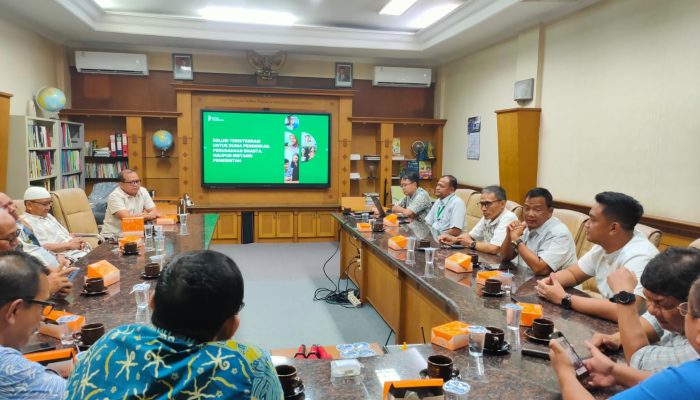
(499, 187, 577, 275)
(390, 171, 432, 222)
(425, 175, 466, 236)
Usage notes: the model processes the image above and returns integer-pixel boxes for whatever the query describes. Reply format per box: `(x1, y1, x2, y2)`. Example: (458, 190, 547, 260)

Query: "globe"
(152, 129, 174, 157)
(35, 87, 66, 113)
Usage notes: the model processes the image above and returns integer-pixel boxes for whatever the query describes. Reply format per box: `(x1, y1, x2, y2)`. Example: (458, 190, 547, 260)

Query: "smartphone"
(21, 342, 56, 354)
(550, 331, 589, 379)
(521, 346, 550, 360)
(484, 263, 501, 271)
(450, 244, 466, 249)
(67, 268, 80, 281)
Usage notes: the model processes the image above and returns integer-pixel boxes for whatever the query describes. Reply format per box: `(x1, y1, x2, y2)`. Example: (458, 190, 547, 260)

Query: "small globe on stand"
(34, 87, 66, 119)
(152, 129, 174, 158)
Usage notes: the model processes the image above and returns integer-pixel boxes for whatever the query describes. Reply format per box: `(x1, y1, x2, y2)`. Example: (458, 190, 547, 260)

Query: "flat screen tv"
(201, 110, 331, 188)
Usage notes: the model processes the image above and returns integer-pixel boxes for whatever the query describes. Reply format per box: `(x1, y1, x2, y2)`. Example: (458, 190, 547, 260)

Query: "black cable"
(313, 238, 360, 308)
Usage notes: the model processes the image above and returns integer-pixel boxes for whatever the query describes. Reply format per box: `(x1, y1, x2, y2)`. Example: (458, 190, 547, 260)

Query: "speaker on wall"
(514, 78, 534, 101)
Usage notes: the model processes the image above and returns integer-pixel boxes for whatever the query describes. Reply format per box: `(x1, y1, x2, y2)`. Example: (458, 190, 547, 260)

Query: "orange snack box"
(39, 310, 85, 339)
(87, 259, 120, 286)
(383, 214, 399, 227)
(24, 348, 77, 377)
(121, 216, 145, 237)
(517, 302, 544, 327)
(356, 222, 372, 232)
(388, 235, 407, 250)
(384, 379, 444, 400)
(156, 214, 178, 225)
(431, 320, 469, 350)
(476, 270, 503, 285)
(445, 253, 472, 273)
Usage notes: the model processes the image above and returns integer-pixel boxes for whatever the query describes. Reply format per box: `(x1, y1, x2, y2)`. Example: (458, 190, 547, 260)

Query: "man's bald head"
(0, 210, 19, 252)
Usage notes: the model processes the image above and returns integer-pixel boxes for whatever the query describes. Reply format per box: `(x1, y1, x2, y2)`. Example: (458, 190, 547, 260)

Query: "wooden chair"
(464, 192, 482, 232)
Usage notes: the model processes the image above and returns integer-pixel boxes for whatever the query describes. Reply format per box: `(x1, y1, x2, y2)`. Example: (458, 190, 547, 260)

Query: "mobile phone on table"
(21, 342, 57, 354)
(550, 331, 589, 379)
(521, 346, 550, 360)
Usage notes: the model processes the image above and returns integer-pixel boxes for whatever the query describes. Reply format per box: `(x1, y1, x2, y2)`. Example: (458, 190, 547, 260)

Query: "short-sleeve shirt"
(0, 345, 66, 399)
(610, 359, 700, 400)
(398, 187, 432, 221)
(469, 209, 519, 245)
(514, 217, 577, 271)
(101, 187, 155, 236)
(578, 230, 659, 299)
(20, 213, 88, 260)
(630, 312, 700, 372)
(425, 193, 466, 233)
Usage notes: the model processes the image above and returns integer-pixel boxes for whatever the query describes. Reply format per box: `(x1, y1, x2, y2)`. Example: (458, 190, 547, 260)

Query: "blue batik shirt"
(65, 324, 283, 400)
(0, 345, 66, 399)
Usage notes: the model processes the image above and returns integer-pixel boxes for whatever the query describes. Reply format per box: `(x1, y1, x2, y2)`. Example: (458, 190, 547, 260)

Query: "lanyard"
(436, 194, 453, 220)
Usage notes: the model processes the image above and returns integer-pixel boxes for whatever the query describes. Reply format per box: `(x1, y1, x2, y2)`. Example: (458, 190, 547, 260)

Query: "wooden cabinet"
(496, 108, 541, 206)
(215, 212, 239, 240)
(297, 211, 337, 238)
(0, 92, 11, 192)
(257, 211, 294, 239)
(276, 212, 294, 238)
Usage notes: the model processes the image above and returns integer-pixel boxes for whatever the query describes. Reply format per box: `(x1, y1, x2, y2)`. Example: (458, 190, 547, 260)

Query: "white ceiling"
(0, 0, 600, 65)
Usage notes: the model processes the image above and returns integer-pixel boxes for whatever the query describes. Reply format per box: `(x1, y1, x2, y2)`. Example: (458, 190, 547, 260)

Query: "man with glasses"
(0, 209, 74, 298)
(425, 175, 466, 236)
(0, 251, 66, 399)
(535, 191, 658, 321)
(66, 250, 283, 399)
(550, 268, 700, 400)
(101, 169, 160, 236)
(387, 171, 432, 221)
(439, 185, 518, 254)
(500, 187, 577, 274)
(21, 187, 89, 262)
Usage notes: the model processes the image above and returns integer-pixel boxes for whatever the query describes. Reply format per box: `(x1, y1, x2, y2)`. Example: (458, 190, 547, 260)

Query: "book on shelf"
(122, 134, 128, 157)
(116, 133, 123, 156)
(61, 174, 81, 189)
(85, 160, 129, 179)
(349, 172, 361, 180)
(61, 150, 82, 173)
(350, 153, 361, 161)
(27, 125, 52, 148)
(419, 161, 432, 179)
(109, 134, 116, 157)
(392, 138, 401, 155)
(392, 154, 405, 160)
(399, 160, 419, 177)
(29, 151, 53, 178)
(363, 155, 381, 161)
(61, 123, 81, 148)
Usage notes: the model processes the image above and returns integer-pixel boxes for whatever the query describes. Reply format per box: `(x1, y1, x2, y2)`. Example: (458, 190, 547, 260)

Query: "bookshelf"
(6, 116, 85, 199)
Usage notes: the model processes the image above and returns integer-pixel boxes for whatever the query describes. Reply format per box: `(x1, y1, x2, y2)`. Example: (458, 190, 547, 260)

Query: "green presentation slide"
(202, 111, 330, 187)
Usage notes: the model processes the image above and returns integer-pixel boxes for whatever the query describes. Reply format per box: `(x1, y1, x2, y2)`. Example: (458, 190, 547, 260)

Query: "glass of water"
(155, 236, 165, 254)
(56, 315, 79, 348)
(424, 247, 436, 264)
(153, 225, 164, 238)
(132, 283, 151, 310)
(501, 272, 514, 296)
(468, 325, 487, 357)
(178, 213, 188, 227)
(406, 237, 416, 253)
(505, 303, 523, 350)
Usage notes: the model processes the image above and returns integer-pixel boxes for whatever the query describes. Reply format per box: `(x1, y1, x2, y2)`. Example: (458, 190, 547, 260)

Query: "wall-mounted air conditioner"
(75, 51, 149, 76)
(373, 66, 432, 88)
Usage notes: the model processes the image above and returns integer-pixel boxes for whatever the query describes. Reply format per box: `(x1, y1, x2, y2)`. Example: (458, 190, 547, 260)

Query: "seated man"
(384, 171, 432, 221)
(20, 187, 89, 262)
(101, 169, 159, 236)
(65, 250, 283, 399)
(424, 175, 466, 236)
(591, 247, 700, 373)
(499, 187, 577, 274)
(550, 276, 700, 400)
(439, 185, 518, 254)
(536, 191, 658, 321)
(0, 251, 66, 399)
(0, 209, 74, 297)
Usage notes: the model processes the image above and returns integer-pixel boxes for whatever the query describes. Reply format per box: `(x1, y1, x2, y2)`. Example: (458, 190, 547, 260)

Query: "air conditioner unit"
(373, 66, 431, 88)
(75, 51, 149, 76)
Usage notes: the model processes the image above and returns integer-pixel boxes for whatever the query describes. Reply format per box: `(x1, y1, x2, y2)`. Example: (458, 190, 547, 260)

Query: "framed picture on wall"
(173, 53, 193, 80)
(335, 62, 353, 88)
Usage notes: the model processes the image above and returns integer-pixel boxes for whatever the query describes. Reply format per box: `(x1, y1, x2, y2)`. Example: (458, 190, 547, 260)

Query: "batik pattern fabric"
(65, 324, 283, 400)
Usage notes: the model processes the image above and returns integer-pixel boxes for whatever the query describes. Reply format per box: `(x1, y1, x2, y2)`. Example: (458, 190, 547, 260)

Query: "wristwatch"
(609, 291, 636, 305)
(469, 241, 477, 250)
(561, 293, 573, 309)
(511, 238, 523, 251)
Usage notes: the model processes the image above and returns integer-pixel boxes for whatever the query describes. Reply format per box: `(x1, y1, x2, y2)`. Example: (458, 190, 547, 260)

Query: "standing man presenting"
(425, 175, 466, 236)
(101, 169, 159, 236)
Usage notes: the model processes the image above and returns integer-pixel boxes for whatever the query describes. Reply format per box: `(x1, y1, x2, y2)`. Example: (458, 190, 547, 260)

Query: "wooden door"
(257, 212, 277, 238)
(297, 212, 317, 238)
(276, 212, 294, 238)
(316, 212, 336, 237)
(216, 213, 239, 239)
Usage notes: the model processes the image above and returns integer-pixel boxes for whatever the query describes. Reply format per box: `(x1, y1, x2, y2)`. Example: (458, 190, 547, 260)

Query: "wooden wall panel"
(0, 92, 12, 192)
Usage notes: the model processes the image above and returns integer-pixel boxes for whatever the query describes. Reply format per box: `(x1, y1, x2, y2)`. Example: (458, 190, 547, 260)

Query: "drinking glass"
(132, 283, 151, 310)
(135, 307, 150, 325)
(153, 225, 164, 238)
(178, 213, 188, 226)
(361, 212, 369, 223)
(500, 272, 514, 296)
(424, 247, 435, 265)
(56, 315, 79, 348)
(405, 251, 415, 266)
(155, 236, 165, 254)
(406, 237, 416, 253)
(468, 325, 487, 357)
(505, 303, 523, 350)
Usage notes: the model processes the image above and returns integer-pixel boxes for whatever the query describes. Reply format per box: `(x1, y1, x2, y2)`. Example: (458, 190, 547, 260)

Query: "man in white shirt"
(439, 185, 518, 254)
(536, 191, 658, 321)
(424, 175, 466, 236)
(20, 187, 89, 262)
(101, 169, 159, 236)
(500, 187, 577, 274)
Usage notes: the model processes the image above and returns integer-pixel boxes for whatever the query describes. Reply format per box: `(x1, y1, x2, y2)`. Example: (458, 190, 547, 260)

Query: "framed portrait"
(334, 62, 353, 88)
(173, 53, 193, 80)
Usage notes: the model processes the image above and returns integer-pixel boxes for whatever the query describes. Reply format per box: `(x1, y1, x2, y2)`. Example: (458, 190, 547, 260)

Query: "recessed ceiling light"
(409, 3, 460, 29)
(379, 0, 419, 16)
(198, 6, 298, 26)
(94, 0, 114, 8)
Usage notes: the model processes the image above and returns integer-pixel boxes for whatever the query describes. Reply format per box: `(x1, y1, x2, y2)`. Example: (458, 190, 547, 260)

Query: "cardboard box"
(87, 260, 120, 286)
(383, 214, 399, 227)
(156, 215, 178, 225)
(431, 320, 469, 350)
(384, 379, 444, 400)
(121, 216, 145, 237)
(388, 235, 407, 250)
(476, 270, 503, 285)
(24, 348, 76, 377)
(445, 253, 472, 273)
(356, 223, 372, 232)
(517, 302, 544, 327)
(39, 310, 85, 339)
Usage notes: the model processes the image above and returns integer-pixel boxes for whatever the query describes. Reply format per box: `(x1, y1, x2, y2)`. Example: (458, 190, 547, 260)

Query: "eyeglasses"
(678, 302, 689, 317)
(19, 298, 56, 316)
(30, 200, 52, 207)
(122, 180, 141, 185)
(0, 229, 21, 243)
(478, 200, 502, 208)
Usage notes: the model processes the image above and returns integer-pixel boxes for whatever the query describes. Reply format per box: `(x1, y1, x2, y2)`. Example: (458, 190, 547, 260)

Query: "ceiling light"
(198, 7, 298, 26)
(94, 0, 114, 8)
(379, 0, 419, 16)
(409, 3, 460, 29)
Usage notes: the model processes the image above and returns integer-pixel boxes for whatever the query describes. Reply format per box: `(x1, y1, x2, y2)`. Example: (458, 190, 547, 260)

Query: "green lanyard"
(436, 194, 453, 220)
